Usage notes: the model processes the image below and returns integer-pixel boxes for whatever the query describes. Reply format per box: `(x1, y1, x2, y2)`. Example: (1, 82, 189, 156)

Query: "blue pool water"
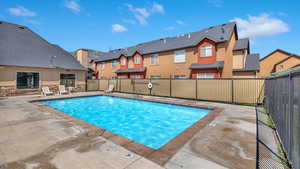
(39, 96, 211, 149)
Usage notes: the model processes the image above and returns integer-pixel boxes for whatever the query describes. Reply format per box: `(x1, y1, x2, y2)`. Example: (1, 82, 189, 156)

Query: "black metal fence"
(263, 71, 300, 169)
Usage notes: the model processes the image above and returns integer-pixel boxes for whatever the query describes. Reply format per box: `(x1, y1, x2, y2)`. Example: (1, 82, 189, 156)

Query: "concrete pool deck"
(0, 92, 256, 169)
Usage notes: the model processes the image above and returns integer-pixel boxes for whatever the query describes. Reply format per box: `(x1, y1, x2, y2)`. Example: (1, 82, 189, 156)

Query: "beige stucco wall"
(233, 50, 245, 69)
(275, 57, 300, 72)
(259, 51, 290, 77)
(0, 66, 86, 95)
(76, 49, 89, 67)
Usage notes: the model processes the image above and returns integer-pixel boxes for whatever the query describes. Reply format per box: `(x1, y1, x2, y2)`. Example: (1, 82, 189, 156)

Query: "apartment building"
(93, 22, 259, 79)
(0, 21, 86, 96)
(259, 49, 300, 77)
(75, 49, 103, 79)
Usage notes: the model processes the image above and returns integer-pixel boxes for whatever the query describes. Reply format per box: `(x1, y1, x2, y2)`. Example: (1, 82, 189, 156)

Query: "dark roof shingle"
(96, 22, 237, 62)
(234, 54, 260, 72)
(0, 21, 86, 70)
(190, 61, 224, 69)
(233, 38, 249, 51)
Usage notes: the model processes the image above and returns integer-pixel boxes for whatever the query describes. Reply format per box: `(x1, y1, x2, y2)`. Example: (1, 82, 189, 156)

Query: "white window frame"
(197, 73, 215, 79)
(174, 50, 186, 63)
(150, 54, 159, 65)
(201, 45, 213, 57)
(120, 57, 126, 65)
(131, 74, 141, 79)
(135, 55, 141, 64)
(112, 60, 117, 67)
(100, 63, 105, 70)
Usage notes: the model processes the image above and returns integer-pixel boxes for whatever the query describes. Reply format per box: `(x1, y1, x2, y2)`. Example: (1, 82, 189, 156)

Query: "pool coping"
(30, 93, 223, 166)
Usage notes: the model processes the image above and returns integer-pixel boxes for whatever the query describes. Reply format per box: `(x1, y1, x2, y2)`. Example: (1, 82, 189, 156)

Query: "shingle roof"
(189, 61, 224, 69)
(115, 67, 146, 73)
(234, 54, 260, 72)
(0, 21, 86, 70)
(96, 22, 237, 62)
(233, 38, 249, 51)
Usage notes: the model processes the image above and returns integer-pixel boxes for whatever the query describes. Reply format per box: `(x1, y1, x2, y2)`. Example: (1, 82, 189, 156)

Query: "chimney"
(188, 34, 191, 39)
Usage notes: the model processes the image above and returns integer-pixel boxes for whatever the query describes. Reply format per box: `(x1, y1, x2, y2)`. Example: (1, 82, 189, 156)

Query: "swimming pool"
(39, 96, 211, 149)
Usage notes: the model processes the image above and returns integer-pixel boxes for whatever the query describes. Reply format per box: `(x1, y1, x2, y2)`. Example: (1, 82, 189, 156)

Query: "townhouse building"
(93, 22, 259, 79)
(259, 49, 300, 77)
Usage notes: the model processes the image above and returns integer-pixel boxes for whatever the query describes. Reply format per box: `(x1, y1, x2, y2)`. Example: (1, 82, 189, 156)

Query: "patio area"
(0, 92, 256, 169)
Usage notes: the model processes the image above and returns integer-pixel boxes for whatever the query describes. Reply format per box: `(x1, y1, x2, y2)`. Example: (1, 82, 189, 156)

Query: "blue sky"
(0, 0, 299, 57)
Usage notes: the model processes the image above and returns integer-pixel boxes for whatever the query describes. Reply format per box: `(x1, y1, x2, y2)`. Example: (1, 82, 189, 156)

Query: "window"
(100, 63, 105, 70)
(121, 57, 127, 65)
(201, 45, 212, 57)
(150, 54, 159, 65)
(17, 72, 39, 89)
(118, 75, 127, 79)
(197, 73, 215, 79)
(150, 75, 160, 79)
(174, 50, 186, 63)
(112, 60, 117, 67)
(60, 74, 76, 87)
(135, 55, 141, 64)
(174, 75, 186, 79)
(131, 75, 141, 79)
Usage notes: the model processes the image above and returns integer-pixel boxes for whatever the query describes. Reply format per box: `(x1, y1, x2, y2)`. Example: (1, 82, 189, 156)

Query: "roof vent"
(0, 22, 3, 24)
(221, 27, 225, 33)
(19, 26, 25, 29)
(188, 34, 191, 38)
(222, 24, 226, 26)
(208, 26, 214, 29)
(163, 38, 167, 44)
(220, 37, 224, 40)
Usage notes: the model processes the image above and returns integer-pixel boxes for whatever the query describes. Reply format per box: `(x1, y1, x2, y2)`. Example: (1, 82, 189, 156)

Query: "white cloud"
(231, 13, 289, 39)
(208, 0, 223, 8)
(65, 1, 80, 12)
(8, 6, 36, 17)
(176, 20, 184, 25)
(124, 2, 164, 25)
(152, 2, 164, 14)
(165, 26, 175, 31)
(25, 19, 40, 25)
(112, 24, 127, 33)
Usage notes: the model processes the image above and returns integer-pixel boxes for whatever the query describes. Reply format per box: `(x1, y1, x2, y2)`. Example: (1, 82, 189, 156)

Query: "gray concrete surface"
(0, 92, 257, 169)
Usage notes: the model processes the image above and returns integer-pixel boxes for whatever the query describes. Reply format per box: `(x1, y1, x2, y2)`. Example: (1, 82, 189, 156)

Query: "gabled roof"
(96, 22, 237, 62)
(190, 61, 224, 69)
(233, 38, 249, 51)
(234, 54, 260, 72)
(0, 21, 86, 70)
(260, 49, 300, 61)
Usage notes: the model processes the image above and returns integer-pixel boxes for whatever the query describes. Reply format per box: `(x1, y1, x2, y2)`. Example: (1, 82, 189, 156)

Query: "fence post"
(85, 79, 87, 91)
(231, 79, 234, 103)
(119, 79, 122, 92)
(169, 76, 172, 97)
(195, 79, 198, 100)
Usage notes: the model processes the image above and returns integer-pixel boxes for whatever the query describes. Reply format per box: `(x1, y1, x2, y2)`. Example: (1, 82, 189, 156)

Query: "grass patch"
(277, 143, 291, 169)
(267, 116, 276, 130)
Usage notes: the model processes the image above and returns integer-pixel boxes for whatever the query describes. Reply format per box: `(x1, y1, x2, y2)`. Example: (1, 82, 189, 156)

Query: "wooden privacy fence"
(87, 78, 265, 104)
